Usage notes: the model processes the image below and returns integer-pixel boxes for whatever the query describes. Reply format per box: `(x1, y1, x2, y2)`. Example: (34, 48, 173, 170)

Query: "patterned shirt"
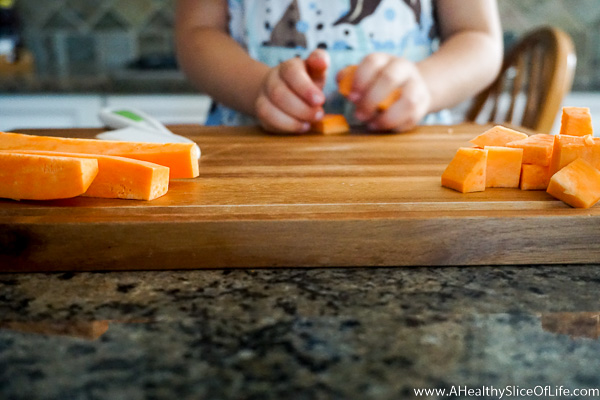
(207, 0, 451, 125)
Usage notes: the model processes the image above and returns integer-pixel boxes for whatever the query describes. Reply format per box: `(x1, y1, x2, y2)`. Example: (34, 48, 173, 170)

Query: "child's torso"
(210, 0, 445, 125)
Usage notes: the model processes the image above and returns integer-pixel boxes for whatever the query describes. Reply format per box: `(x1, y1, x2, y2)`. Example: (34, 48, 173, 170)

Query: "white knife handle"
(98, 107, 173, 136)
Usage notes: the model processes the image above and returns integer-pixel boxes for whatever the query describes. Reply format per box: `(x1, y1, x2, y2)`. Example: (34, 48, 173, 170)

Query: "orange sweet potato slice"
(338, 64, 402, 111)
(548, 134, 600, 176)
(441, 147, 488, 193)
(559, 107, 593, 137)
(311, 114, 350, 135)
(484, 146, 523, 188)
(376, 88, 402, 112)
(0, 152, 98, 200)
(520, 164, 550, 191)
(506, 133, 554, 166)
(547, 158, 600, 208)
(469, 125, 528, 148)
(3, 150, 169, 200)
(338, 65, 358, 98)
(0, 131, 199, 179)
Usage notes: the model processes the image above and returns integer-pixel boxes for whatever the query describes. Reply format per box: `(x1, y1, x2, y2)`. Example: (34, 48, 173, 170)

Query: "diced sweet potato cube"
(520, 164, 550, 191)
(507, 134, 555, 166)
(469, 125, 528, 148)
(484, 146, 523, 188)
(559, 107, 593, 137)
(547, 158, 600, 208)
(441, 147, 488, 193)
(311, 114, 350, 135)
(549, 134, 600, 176)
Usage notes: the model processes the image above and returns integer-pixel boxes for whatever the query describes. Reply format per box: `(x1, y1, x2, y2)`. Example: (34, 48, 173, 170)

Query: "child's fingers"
(255, 95, 311, 134)
(350, 53, 391, 101)
(366, 78, 429, 132)
(279, 57, 325, 107)
(263, 71, 324, 123)
(305, 49, 330, 89)
(354, 57, 413, 121)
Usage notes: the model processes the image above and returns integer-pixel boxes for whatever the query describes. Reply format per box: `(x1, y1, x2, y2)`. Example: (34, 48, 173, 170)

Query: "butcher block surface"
(1, 123, 599, 272)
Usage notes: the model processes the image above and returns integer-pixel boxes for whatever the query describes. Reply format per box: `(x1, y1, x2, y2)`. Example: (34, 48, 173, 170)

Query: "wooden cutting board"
(1, 123, 599, 272)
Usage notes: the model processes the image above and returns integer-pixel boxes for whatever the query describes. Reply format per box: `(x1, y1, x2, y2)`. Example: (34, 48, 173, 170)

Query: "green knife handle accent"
(114, 110, 144, 122)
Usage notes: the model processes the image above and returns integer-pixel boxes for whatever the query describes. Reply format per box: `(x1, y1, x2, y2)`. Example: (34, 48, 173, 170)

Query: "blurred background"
(0, 0, 598, 132)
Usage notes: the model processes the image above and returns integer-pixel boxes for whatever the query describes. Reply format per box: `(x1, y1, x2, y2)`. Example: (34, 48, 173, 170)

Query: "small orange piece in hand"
(311, 114, 350, 135)
(338, 65, 358, 97)
(376, 88, 402, 112)
(338, 64, 402, 111)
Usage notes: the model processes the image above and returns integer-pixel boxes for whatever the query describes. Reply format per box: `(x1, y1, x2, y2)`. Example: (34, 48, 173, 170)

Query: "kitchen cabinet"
(0, 94, 103, 131)
(0, 94, 212, 131)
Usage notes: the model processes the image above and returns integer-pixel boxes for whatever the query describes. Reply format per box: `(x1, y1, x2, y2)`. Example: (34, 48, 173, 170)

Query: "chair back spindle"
(466, 27, 576, 134)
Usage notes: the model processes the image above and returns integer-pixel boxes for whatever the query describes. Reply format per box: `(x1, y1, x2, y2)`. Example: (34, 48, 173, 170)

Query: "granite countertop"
(1, 265, 600, 399)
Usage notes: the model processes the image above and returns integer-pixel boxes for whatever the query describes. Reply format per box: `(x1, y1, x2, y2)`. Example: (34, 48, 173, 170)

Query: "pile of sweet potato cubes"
(442, 107, 600, 208)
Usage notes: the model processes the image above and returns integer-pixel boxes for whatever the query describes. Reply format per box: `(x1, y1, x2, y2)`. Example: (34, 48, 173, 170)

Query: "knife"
(95, 107, 201, 159)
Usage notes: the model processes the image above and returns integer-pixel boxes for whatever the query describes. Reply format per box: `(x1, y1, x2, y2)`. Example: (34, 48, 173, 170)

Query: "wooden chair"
(465, 26, 576, 134)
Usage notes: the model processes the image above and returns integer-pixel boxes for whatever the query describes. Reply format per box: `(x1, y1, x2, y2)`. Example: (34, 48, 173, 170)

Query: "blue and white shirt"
(207, 0, 451, 125)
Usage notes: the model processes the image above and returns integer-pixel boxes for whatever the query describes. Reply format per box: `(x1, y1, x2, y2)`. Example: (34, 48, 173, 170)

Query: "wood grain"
(2, 123, 599, 272)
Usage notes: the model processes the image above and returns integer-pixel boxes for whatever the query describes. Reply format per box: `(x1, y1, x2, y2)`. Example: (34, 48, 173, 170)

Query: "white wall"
(0, 94, 212, 131)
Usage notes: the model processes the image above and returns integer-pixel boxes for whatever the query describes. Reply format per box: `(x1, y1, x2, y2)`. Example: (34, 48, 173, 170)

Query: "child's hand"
(341, 53, 432, 132)
(255, 50, 329, 134)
